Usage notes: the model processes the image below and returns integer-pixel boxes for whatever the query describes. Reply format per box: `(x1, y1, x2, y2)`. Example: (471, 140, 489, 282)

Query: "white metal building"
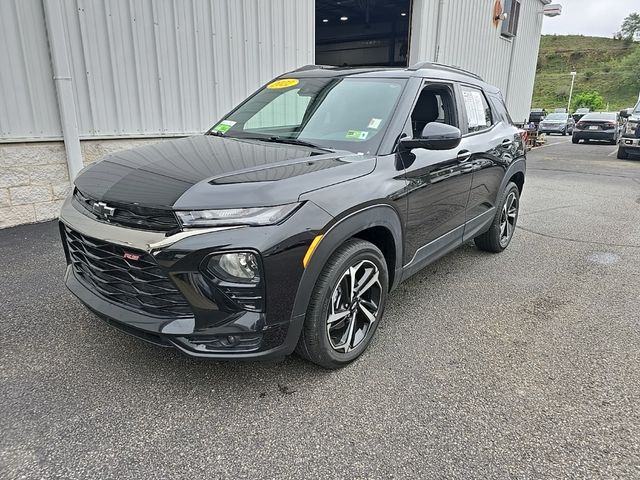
(0, 0, 552, 228)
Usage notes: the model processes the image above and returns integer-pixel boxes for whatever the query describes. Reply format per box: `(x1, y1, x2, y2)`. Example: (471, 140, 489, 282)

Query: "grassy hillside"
(532, 35, 640, 112)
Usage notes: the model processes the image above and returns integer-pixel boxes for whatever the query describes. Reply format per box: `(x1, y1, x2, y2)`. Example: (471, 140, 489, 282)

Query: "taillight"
(576, 122, 585, 129)
(605, 122, 616, 128)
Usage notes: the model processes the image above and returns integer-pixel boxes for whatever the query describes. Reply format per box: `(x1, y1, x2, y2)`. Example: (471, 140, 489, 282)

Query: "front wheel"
(475, 182, 520, 253)
(572, 136, 579, 144)
(296, 239, 388, 369)
(617, 146, 629, 159)
(562, 128, 567, 136)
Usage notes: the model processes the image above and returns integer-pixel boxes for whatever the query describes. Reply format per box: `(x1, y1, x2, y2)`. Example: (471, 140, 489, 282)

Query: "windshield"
(545, 113, 568, 120)
(634, 102, 640, 115)
(208, 77, 407, 153)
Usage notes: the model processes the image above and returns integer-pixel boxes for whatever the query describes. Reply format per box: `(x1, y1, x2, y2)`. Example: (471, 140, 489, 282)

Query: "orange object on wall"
(493, 0, 503, 28)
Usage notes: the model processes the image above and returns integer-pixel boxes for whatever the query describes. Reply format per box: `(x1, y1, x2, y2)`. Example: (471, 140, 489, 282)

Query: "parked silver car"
(538, 113, 575, 136)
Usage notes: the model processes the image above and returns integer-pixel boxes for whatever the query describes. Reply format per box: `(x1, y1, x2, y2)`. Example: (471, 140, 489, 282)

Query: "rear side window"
(489, 93, 513, 125)
(460, 85, 493, 133)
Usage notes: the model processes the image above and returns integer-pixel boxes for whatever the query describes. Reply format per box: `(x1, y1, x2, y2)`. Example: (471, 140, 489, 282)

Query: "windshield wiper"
(252, 136, 326, 150)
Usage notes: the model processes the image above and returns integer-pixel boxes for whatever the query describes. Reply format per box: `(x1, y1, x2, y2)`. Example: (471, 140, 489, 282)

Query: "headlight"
(625, 122, 637, 134)
(207, 252, 260, 283)
(176, 203, 300, 227)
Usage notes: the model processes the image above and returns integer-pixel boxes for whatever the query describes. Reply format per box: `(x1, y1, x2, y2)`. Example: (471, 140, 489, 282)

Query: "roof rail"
(291, 64, 338, 72)
(408, 61, 483, 81)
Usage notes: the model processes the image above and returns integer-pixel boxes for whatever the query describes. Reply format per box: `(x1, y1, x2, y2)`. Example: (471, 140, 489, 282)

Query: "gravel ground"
(1, 137, 639, 479)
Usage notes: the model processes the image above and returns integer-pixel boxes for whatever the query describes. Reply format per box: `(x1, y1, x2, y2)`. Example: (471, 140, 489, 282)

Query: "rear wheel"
(296, 239, 388, 369)
(617, 146, 629, 159)
(475, 182, 520, 253)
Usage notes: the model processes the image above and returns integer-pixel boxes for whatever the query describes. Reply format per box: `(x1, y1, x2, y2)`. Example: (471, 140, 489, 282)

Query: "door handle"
(457, 149, 471, 162)
(501, 138, 513, 148)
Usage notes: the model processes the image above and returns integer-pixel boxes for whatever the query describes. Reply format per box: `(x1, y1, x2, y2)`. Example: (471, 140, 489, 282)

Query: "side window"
(410, 84, 457, 137)
(489, 93, 513, 125)
(461, 85, 493, 133)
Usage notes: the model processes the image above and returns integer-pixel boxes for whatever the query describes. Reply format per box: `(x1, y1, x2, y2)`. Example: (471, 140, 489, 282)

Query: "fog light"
(207, 252, 260, 283)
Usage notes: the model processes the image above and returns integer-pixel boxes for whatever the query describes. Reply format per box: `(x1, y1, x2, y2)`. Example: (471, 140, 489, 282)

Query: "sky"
(541, 0, 639, 38)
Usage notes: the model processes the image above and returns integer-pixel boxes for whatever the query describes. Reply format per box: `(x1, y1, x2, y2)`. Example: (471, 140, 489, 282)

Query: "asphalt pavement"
(1, 137, 639, 479)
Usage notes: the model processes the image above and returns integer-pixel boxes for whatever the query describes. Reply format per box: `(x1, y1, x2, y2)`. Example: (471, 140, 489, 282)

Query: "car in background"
(528, 108, 546, 127)
(538, 112, 575, 135)
(572, 107, 590, 122)
(572, 112, 621, 145)
(618, 102, 640, 159)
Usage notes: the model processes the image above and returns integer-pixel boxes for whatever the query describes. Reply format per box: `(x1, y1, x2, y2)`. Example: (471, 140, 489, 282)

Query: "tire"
(296, 239, 388, 369)
(562, 128, 567, 136)
(474, 182, 520, 253)
(572, 136, 579, 144)
(617, 147, 629, 159)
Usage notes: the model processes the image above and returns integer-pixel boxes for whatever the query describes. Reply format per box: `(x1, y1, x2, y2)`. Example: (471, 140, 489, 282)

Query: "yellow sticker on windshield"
(267, 78, 300, 89)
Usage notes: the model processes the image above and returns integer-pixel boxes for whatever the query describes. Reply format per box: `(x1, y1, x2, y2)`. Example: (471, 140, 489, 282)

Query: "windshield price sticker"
(267, 78, 300, 89)
(212, 120, 236, 134)
(346, 130, 369, 140)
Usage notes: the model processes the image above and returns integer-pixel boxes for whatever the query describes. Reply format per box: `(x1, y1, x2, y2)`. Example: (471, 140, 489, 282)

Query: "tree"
(621, 12, 640, 39)
(572, 91, 606, 111)
(620, 47, 640, 91)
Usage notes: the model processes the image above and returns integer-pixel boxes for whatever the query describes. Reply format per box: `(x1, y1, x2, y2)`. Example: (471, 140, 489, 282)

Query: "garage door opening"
(315, 0, 412, 67)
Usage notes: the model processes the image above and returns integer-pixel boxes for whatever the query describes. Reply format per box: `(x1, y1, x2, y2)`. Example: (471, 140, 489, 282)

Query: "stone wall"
(0, 138, 168, 229)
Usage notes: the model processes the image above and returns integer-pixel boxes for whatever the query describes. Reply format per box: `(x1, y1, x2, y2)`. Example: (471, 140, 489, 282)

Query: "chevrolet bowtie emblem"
(92, 201, 116, 220)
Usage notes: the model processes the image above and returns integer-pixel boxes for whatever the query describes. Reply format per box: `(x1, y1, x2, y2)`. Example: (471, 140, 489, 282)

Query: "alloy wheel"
(499, 192, 518, 247)
(326, 260, 382, 353)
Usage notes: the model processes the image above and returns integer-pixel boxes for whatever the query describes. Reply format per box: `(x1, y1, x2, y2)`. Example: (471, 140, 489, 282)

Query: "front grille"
(73, 189, 180, 232)
(64, 226, 192, 318)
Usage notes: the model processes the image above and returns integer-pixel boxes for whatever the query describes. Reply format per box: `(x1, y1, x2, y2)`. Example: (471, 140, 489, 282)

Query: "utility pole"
(567, 71, 577, 112)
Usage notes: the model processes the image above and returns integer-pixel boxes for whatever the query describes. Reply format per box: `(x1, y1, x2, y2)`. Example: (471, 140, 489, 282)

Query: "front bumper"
(538, 124, 567, 134)
(619, 136, 640, 149)
(59, 196, 332, 359)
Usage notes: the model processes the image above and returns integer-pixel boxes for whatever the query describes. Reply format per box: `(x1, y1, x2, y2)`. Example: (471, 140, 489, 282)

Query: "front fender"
(285, 204, 404, 350)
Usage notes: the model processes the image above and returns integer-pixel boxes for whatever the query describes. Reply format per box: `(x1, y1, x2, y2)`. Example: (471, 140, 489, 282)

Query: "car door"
(400, 80, 473, 270)
(456, 85, 519, 241)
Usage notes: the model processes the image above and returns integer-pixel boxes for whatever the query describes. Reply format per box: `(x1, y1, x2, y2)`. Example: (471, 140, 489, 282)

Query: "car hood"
(74, 135, 376, 209)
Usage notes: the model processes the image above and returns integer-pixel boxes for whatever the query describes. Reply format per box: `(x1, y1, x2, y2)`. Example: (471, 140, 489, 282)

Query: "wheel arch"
(287, 204, 403, 346)
(499, 158, 526, 200)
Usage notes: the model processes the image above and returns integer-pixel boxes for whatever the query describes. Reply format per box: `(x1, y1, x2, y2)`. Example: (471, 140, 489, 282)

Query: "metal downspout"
(434, 0, 445, 62)
(42, 0, 83, 180)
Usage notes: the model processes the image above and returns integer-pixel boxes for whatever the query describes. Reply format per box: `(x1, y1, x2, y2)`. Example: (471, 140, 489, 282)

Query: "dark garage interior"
(315, 0, 412, 67)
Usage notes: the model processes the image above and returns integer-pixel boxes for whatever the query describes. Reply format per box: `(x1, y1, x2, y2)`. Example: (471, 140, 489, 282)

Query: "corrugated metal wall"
(409, 0, 545, 122)
(506, 0, 545, 123)
(0, 0, 315, 141)
(1, 0, 544, 141)
(0, 0, 62, 139)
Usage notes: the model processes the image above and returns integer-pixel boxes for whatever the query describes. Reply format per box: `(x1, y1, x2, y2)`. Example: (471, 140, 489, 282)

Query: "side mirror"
(620, 109, 630, 119)
(399, 123, 462, 152)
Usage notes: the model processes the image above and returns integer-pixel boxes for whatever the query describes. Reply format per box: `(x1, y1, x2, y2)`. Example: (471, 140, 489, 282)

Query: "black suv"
(60, 63, 525, 369)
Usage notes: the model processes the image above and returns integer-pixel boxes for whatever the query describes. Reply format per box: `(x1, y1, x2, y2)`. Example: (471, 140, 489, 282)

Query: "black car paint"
(60, 66, 526, 360)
